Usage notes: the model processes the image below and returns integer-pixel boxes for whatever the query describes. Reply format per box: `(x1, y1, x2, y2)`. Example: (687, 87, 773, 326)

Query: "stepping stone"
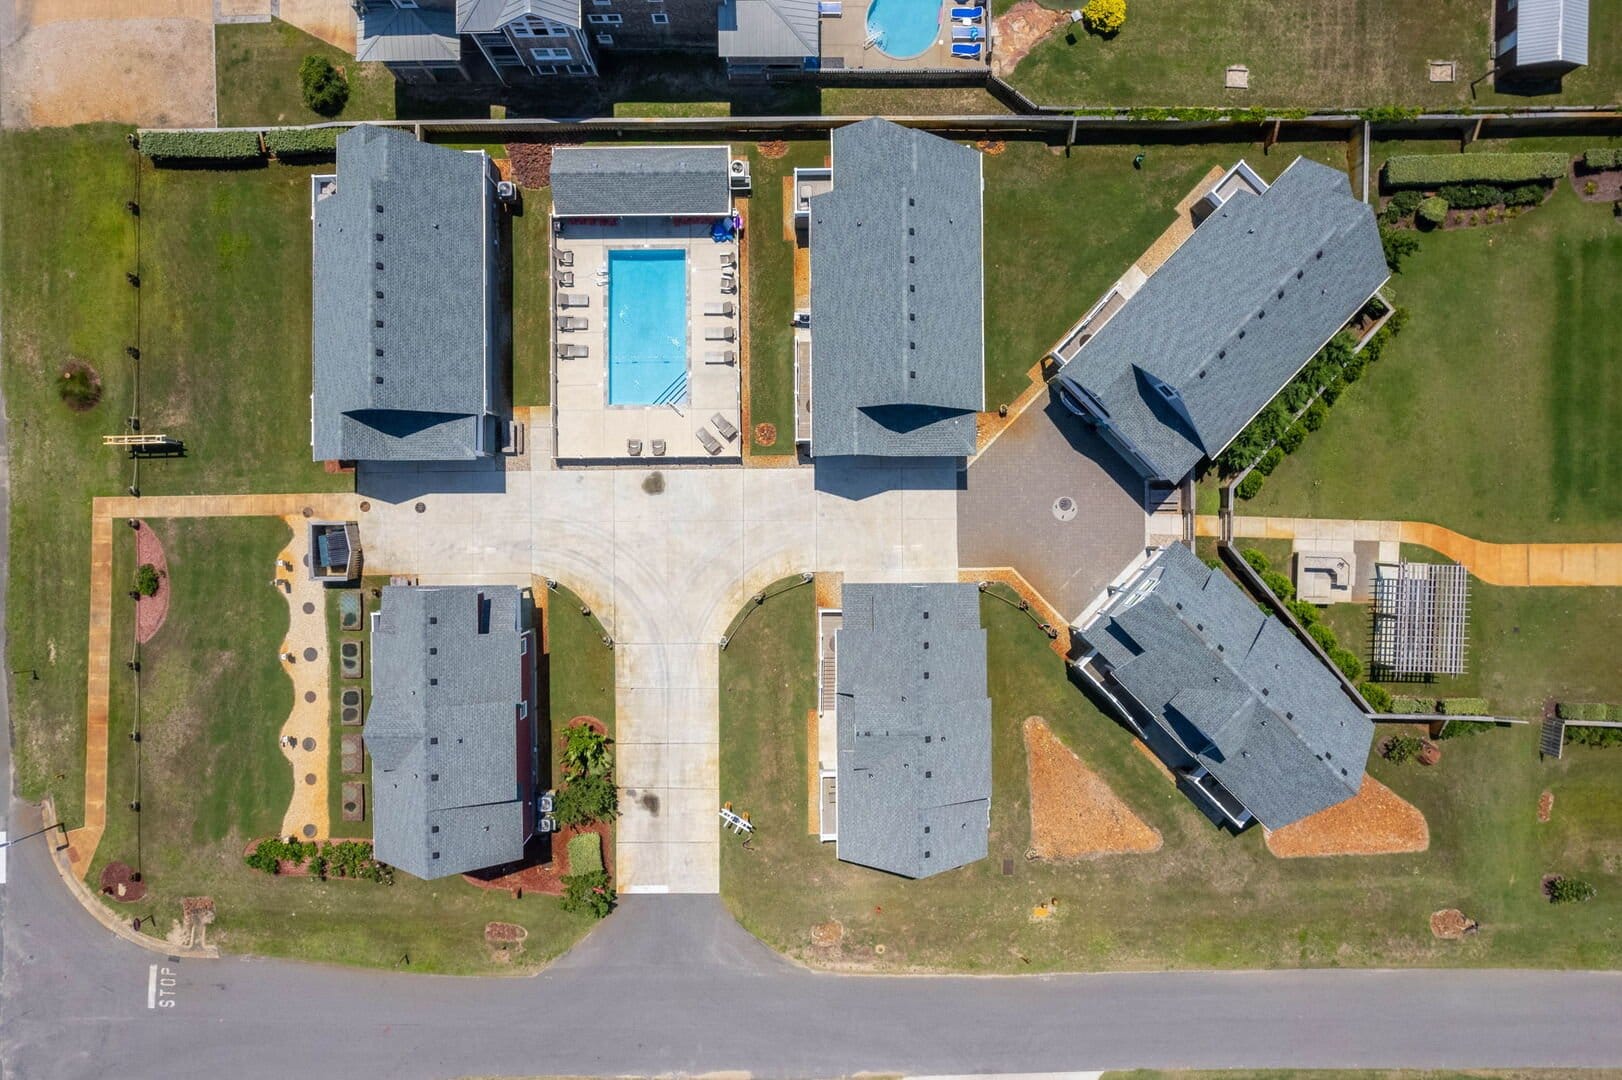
(1429, 60, 1456, 82)
(1225, 64, 1249, 90)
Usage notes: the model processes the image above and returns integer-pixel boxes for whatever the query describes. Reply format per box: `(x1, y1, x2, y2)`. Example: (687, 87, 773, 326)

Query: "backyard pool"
(607, 248, 689, 406)
(866, 0, 941, 59)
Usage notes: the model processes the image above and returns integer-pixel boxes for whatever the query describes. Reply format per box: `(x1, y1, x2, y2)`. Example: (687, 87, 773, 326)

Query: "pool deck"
(552, 219, 743, 462)
(819, 0, 991, 73)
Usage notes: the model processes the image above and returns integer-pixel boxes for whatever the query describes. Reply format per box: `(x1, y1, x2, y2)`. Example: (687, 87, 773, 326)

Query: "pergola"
(1372, 560, 1470, 678)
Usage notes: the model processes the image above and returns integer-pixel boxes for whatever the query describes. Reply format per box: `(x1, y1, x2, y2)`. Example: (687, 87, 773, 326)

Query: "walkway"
(1196, 515, 1622, 587)
(274, 518, 330, 842)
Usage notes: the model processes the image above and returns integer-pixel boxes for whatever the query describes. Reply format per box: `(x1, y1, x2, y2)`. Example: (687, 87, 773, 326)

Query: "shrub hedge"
(1359, 682, 1393, 712)
(1329, 646, 1363, 682)
(1417, 195, 1449, 227)
(264, 127, 340, 160)
(1567, 725, 1622, 748)
(1235, 472, 1264, 500)
(1261, 569, 1294, 601)
(1556, 701, 1619, 721)
(138, 129, 264, 162)
(1383, 152, 1569, 188)
(1437, 696, 1490, 715)
(1307, 622, 1338, 651)
(1584, 148, 1622, 169)
(1240, 548, 1270, 573)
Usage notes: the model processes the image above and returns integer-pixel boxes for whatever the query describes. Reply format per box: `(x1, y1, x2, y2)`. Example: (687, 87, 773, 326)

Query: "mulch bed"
(1265, 776, 1429, 858)
(1023, 716, 1161, 859)
(240, 838, 379, 879)
(506, 140, 583, 189)
(757, 140, 788, 160)
(462, 820, 610, 898)
(1538, 790, 1555, 823)
(754, 422, 777, 447)
(134, 520, 170, 645)
(1570, 163, 1622, 203)
(1430, 908, 1478, 939)
(99, 861, 147, 903)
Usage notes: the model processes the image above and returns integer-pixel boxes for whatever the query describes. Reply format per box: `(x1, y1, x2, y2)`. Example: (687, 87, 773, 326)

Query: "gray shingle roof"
(835, 583, 990, 879)
(717, 0, 819, 59)
(1512, 0, 1587, 67)
(1082, 544, 1373, 828)
(457, 0, 581, 32)
(550, 146, 733, 217)
(312, 126, 496, 462)
(356, 4, 462, 63)
(1055, 158, 1387, 482)
(810, 119, 984, 458)
(366, 586, 534, 880)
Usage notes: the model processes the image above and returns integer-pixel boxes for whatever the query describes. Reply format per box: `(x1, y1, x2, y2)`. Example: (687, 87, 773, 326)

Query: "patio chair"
(951, 5, 982, 19)
(951, 41, 982, 58)
(558, 293, 589, 308)
(696, 427, 724, 456)
(704, 350, 737, 366)
(704, 326, 737, 342)
(720, 273, 737, 295)
(556, 343, 589, 360)
(555, 249, 574, 267)
(627, 439, 643, 457)
(952, 24, 983, 40)
(557, 271, 574, 288)
(559, 315, 588, 332)
(704, 301, 736, 318)
(711, 413, 739, 442)
(651, 439, 667, 457)
(720, 251, 737, 268)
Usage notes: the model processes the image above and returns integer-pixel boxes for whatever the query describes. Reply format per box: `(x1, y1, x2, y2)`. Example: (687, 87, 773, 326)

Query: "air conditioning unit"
(537, 815, 557, 834)
(538, 790, 555, 813)
(496, 179, 519, 205)
(729, 158, 752, 193)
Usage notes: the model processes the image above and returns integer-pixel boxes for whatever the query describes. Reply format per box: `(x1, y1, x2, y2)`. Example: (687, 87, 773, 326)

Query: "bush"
(1360, 682, 1394, 712)
(1235, 472, 1264, 500)
(1416, 196, 1449, 227)
(263, 126, 339, 161)
(566, 832, 603, 875)
(1436, 183, 1505, 210)
(1328, 646, 1363, 682)
(1285, 598, 1320, 626)
(1383, 734, 1424, 763)
(1380, 227, 1420, 272)
(1547, 876, 1597, 904)
(1380, 189, 1424, 224)
(1556, 701, 1611, 721)
(1079, 0, 1126, 34)
(1437, 696, 1490, 715)
(136, 563, 161, 597)
(137, 129, 264, 163)
(1254, 446, 1285, 477)
(1240, 548, 1271, 574)
(1260, 568, 1294, 601)
(1567, 725, 1622, 748)
(561, 722, 613, 779)
(561, 868, 615, 918)
(553, 774, 618, 827)
(1278, 424, 1306, 454)
(244, 837, 304, 874)
(1300, 400, 1329, 432)
(299, 55, 350, 117)
(1307, 622, 1339, 652)
(1383, 152, 1569, 188)
(1584, 148, 1622, 169)
(1390, 696, 1430, 714)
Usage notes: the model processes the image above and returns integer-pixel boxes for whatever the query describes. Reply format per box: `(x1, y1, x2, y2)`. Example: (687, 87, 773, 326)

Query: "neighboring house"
(1074, 543, 1374, 830)
(1054, 158, 1388, 485)
(311, 125, 501, 463)
(1495, 0, 1588, 76)
(355, 0, 717, 81)
(717, 0, 819, 75)
(365, 585, 538, 880)
(549, 144, 734, 216)
(808, 119, 985, 458)
(833, 582, 991, 879)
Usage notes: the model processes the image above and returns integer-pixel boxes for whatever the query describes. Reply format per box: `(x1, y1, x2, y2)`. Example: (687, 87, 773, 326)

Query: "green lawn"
(1007, 0, 1620, 110)
(215, 19, 398, 127)
(512, 188, 553, 409)
(719, 581, 1622, 972)
(1247, 180, 1622, 542)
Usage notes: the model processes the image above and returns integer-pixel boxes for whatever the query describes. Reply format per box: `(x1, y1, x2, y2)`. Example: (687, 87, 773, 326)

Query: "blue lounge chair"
(952, 24, 983, 40)
(951, 6, 982, 19)
(952, 41, 982, 58)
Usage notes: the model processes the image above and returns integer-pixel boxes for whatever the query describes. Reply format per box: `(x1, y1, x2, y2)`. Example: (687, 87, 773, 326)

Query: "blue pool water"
(607, 248, 689, 406)
(866, 0, 941, 59)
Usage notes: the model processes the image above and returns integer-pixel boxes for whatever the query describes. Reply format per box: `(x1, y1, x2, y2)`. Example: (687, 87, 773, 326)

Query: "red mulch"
(462, 820, 610, 897)
(134, 520, 170, 645)
(240, 838, 378, 879)
(99, 861, 147, 903)
(506, 140, 583, 188)
(757, 140, 789, 159)
(754, 422, 777, 447)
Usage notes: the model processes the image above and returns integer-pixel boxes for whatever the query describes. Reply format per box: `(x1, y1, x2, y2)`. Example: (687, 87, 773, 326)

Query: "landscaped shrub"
(1240, 548, 1271, 574)
(1546, 876, 1597, 904)
(1235, 472, 1264, 500)
(1380, 226, 1420, 272)
(299, 54, 350, 117)
(560, 869, 615, 918)
(1416, 196, 1449, 228)
(1437, 696, 1490, 715)
(1319, 375, 1345, 405)
(1556, 701, 1611, 721)
(1254, 446, 1285, 477)
(567, 832, 603, 875)
(136, 563, 161, 597)
(1301, 400, 1329, 432)
(1278, 424, 1306, 454)
(137, 129, 264, 163)
(1285, 598, 1320, 626)
(562, 722, 613, 778)
(1260, 568, 1294, 602)
(1380, 190, 1424, 224)
(1382, 152, 1569, 188)
(1329, 646, 1363, 682)
(57, 360, 102, 411)
(1584, 148, 1622, 169)
(1501, 184, 1545, 208)
(263, 126, 340, 161)
(243, 837, 391, 882)
(1567, 725, 1622, 748)
(1390, 696, 1430, 714)
(1079, 0, 1126, 34)
(1307, 622, 1339, 652)
(1435, 183, 1505, 210)
(553, 773, 618, 827)
(1382, 734, 1424, 763)
(1360, 682, 1394, 712)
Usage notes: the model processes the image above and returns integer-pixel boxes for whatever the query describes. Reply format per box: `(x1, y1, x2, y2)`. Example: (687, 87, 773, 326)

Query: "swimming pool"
(866, 0, 941, 59)
(607, 248, 689, 407)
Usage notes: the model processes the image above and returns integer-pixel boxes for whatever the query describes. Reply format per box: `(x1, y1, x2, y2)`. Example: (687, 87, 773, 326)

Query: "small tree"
(1383, 734, 1424, 763)
(1380, 227, 1420, 271)
(136, 563, 161, 597)
(1547, 876, 1597, 904)
(1080, 0, 1126, 34)
(561, 722, 613, 779)
(299, 55, 350, 117)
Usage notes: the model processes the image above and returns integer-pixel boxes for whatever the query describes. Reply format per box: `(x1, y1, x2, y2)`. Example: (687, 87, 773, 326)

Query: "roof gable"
(550, 146, 733, 217)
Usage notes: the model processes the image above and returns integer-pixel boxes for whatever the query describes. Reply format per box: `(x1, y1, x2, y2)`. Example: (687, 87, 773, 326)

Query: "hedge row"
(1557, 701, 1622, 721)
(1437, 696, 1490, 715)
(263, 127, 340, 159)
(1241, 547, 1366, 683)
(137, 129, 263, 162)
(1584, 148, 1622, 169)
(1382, 152, 1568, 188)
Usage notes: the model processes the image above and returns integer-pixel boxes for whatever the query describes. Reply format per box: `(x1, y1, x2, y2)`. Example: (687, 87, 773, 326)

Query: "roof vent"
(374, 376, 384, 384)
(1277, 289, 1285, 299)
(430, 773, 439, 782)
(374, 349, 383, 358)
(375, 290, 384, 300)
(375, 261, 383, 270)
(430, 678, 439, 686)
(1316, 249, 1324, 259)
(375, 233, 384, 242)
(1296, 269, 1304, 279)
(375, 204, 384, 213)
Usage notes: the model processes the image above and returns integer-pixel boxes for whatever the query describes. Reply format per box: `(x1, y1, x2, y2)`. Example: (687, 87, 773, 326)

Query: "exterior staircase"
(1540, 715, 1566, 759)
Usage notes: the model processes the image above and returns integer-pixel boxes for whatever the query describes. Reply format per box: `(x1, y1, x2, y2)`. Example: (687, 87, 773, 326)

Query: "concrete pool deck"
(552, 219, 743, 463)
(820, 0, 992, 72)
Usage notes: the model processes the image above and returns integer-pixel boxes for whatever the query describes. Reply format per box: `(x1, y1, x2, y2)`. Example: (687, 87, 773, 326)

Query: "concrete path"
(274, 519, 330, 842)
(65, 511, 113, 879)
(1197, 514, 1622, 587)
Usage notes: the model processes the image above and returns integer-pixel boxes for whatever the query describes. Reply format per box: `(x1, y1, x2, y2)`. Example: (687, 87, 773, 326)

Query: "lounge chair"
(555, 249, 574, 267)
(720, 251, 737, 268)
(704, 326, 736, 342)
(696, 427, 724, 456)
(704, 350, 737, 366)
(627, 439, 643, 457)
(557, 271, 574, 288)
(704, 301, 736, 318)
(720, 272, 737, 295)
(952, 24, 983, 40)
(950, 5, 982, 18)
(558, 293, 589, 309)
(556, 343, 589, 360)
(651, 439, 667, 457)
(952, 42, 982, 58)
(559, 315, 588, 332)
(711, 413, 739, 442)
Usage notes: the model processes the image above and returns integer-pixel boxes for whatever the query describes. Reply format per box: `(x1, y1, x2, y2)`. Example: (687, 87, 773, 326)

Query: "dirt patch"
(757, 140, 789, 159)
(98, 861, 148, 903)
(57, 359, 103, 412)
(1430, 908, 1478, 939)
(506, 140, 584, 188)
(754, 422, 777, 447)
(134, 520, 171, 645)
(990, 1, 1070, 77)
(1265, 777, 1429, 858)
(1023, 716, 1161, 859)
(810, 920, 843, 947)
(1538, 789, 1555, 823)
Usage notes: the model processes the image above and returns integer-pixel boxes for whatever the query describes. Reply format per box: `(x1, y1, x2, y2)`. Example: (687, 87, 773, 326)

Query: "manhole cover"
(304, 691, 316, 703)
(414, 502, 426, 514)
(302, 824, 316, 838)
(1052, 496, 1078, 522)
(305, 773, 317, 785)
(302, 737, 316, 751)
(359, 500, 371, 513)
(303, 647, 318, 662)
(301, 506, 313, 518)
(302, 602, 315, 615)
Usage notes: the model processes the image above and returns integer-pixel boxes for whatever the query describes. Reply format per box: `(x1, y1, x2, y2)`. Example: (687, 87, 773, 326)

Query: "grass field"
(512, 188, 553, 409)
(215, 19, 399, 127)
(1247, 179, 1622, 542)
(719, 582, 1622, 972)
(1006, 0, 1620, 110)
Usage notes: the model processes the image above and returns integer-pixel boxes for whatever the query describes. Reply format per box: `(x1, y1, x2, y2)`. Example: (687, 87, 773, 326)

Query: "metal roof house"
(311, 125, 502, 463)
(833, 582, 991, 879)
(1054, 158, 1388, 485)
(808, 119, 984, 459)
(550, 145, 734, 217)
(354, 1, 466, 80)
(1074, 543, 1374, 830)
(365, 585, 538, 880)
(717, 0, 820, 74)
(1495, 0, 1588, 75)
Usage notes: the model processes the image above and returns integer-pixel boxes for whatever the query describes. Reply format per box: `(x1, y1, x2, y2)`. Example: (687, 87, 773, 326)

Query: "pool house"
(549, 146, 745, 462)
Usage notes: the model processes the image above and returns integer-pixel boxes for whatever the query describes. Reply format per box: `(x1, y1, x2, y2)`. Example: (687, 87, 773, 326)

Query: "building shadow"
(811, 454, 966, 500)
(355, 457, 512, 502)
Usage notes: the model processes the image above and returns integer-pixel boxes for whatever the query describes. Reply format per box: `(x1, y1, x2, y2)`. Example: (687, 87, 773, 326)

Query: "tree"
(560, 869, 615, 918)
(1380, 227, 1420, 272)
(1080, 0, 1126, 34)
(553, 774, 618, 827)
(561, 722, 613, 779)
(299, 55, 350, 117)
(136, 563, 161, 597)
